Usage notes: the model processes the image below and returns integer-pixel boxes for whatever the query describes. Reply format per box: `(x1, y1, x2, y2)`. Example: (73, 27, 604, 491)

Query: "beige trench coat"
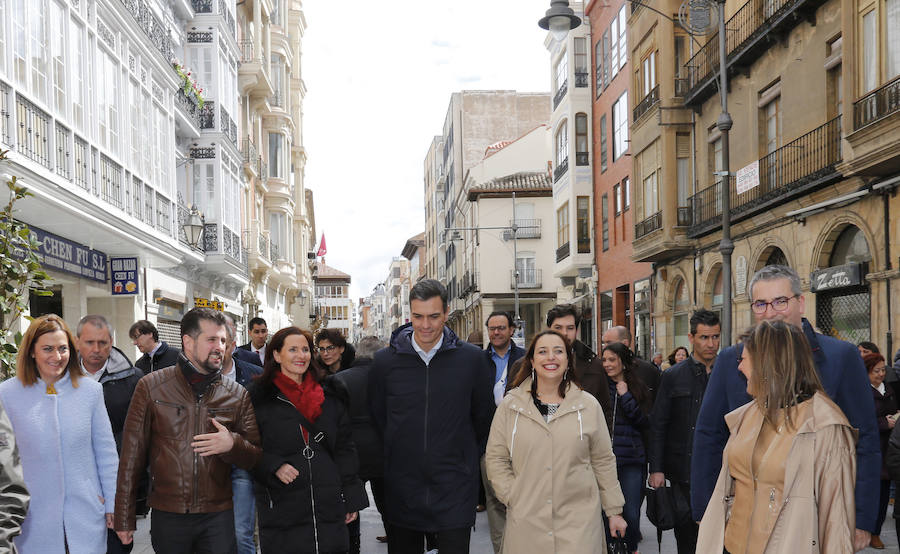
(485, 378, 625, 554)
(697, 392, 857, 553)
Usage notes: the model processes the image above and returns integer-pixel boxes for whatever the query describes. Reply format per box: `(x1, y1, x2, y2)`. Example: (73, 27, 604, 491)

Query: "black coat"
(96, 347, 143, 450)
(368, 324, 495, 532)
(248, 376, 368, 553)
(648, 357, 710, 483)
(234, 347, 263, 367)
(607, 377, 650, 466)
(873, 384, 899, 480)
(332, 358, 382, 480)
(633, 356, 661, 405)
(135, 341, 181, 374)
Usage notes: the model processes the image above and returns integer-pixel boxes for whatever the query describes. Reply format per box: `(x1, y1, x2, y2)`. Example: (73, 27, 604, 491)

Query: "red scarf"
(273, 370, 324, 441)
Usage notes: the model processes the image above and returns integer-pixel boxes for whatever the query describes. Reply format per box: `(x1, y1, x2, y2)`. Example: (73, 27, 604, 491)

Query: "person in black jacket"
(885, 415, 900, 546)
(333, 336, 388, 550)
(248, 326, 368, 554)
(647, 309, 720, 553)
(369, 279, 495, 554)
(601, 341, 651, 554)
(129, 320, 180, 374)
(864, 352, 898, 550)
(77, 315, 145, 553)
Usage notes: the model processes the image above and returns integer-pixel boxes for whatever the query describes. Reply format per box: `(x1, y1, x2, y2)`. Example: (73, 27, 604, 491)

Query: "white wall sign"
(736, 160, 760, 194)
(735, 255, 748, 295)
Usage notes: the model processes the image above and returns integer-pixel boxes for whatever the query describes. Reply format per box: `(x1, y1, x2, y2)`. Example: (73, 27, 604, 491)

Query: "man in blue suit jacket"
(691, 265, 880, 551)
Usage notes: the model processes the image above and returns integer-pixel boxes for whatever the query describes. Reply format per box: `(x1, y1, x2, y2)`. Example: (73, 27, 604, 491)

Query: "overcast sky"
(303, 0, 556, 301)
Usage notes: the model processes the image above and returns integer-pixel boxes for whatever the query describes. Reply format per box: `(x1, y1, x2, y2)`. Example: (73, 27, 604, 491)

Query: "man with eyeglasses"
(691, 264, 880, 552)
(480, 311, 525, 553)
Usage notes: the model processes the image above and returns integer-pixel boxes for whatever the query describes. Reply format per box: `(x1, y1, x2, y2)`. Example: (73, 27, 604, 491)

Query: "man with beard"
(114, 308, 261, 553)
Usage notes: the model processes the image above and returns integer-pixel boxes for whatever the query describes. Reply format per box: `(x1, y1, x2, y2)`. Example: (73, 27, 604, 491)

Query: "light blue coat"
(0, 373, 119, 554)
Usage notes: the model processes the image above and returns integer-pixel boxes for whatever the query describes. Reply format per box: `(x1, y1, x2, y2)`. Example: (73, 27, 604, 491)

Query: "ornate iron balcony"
(199, 101, 215, 129)
(634, 211, 662, 239)
(191, 0, 213, 13)
(174, 88, 201, 128)
(556, 242, 570, 262)
(553, 80, 569, 110)
(575, 152, 589, 166)
(554, 156, 569, 182)
(575, 72, 589, 88)
(503, 219, 542, 239)
(511, 269, 542, 289)
(854, 76, 900, 130)
(633, 84, 659, 122)
(120, 0, 175, 62)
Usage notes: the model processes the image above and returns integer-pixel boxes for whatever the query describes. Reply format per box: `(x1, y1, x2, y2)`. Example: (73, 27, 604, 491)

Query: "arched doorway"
(814, 225, 871, 344)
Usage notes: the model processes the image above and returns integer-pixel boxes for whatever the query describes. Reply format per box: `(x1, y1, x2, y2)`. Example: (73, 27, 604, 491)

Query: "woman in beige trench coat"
(697, 320, 857, 554)
(486, 330, 627, 554)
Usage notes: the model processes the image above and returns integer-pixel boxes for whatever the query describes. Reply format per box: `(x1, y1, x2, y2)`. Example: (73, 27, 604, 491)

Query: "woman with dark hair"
(0, 314, 119, 553)
(600, 341, 650, 553)
(485, 330, 626, 553)
(249, 326, 368, 553)
(315, 328, 356, 374)
(697, 320, 856, 552)
(663, 346, 689, 370)
(865, 352, 898, 549)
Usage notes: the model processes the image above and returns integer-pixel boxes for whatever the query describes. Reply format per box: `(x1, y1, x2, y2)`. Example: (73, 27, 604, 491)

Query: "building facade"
(584, 0, 654, 357)
(312, 262, 352, 338)
(629, 0, 900, 356)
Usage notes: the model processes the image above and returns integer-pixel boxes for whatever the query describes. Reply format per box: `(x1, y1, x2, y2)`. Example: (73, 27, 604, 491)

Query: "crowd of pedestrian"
(0, 264, 897, 553)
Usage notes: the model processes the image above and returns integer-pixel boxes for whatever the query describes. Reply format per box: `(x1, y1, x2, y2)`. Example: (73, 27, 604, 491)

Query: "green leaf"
(2, 343, 16, 354)
(34, 289, 53, 297)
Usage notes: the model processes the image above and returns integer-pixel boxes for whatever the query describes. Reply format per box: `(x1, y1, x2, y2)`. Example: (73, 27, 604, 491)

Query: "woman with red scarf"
(249, 327, 368, 553)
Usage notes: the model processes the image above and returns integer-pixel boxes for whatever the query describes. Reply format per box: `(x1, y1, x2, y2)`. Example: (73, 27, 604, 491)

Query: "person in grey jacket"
(0, 398, 28, 553)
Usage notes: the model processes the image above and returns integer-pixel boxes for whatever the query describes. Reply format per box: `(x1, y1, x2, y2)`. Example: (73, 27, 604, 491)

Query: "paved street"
(131, 485, 898, 553)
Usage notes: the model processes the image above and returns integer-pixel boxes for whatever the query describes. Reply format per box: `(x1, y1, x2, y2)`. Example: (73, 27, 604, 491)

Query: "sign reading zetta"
(17, 223, 108, 283)
(810, 263, 864, 292)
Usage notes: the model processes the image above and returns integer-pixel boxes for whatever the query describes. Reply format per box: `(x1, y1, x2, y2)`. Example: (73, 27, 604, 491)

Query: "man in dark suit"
(238, 317, 268, 366)
(691, 264, 880, 551)
(129, 320, 180, 374)
(480, 311, 525, 553)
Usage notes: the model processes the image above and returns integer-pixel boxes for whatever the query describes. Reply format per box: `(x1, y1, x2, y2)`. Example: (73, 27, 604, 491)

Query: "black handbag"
(646, 482, 691, 530)
(607, 536, 629, 554)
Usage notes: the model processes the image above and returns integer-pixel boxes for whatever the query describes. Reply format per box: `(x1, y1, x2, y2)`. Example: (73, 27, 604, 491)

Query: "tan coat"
(485, 378, 625, 554)
(697, 392, 857, 553)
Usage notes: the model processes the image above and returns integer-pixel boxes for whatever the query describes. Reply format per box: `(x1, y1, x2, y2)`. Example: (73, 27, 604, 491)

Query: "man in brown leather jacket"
(114, 308, 261, 553)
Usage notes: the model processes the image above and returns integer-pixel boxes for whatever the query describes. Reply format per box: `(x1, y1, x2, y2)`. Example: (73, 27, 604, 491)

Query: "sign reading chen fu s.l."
(19, 223, 109, 283)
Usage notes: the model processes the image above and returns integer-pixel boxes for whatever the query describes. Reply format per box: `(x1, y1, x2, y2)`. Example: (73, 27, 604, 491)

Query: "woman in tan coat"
(486, 330, 627, 553)
(697, 320, 857, 553)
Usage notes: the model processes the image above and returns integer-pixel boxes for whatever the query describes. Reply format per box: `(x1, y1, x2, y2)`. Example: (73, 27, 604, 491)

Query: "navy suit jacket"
(690, 318, 881, 532)
(233, 346, 263, 367)
(231, 357, 263, 388)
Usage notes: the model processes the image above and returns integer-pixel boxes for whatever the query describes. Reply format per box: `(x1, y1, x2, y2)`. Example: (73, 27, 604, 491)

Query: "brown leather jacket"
(114, 364, 261, 531)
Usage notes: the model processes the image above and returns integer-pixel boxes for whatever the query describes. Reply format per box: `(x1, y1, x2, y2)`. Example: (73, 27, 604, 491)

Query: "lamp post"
(182, 205, 205, 249)
(538, 0, 582, 40)
(714, 0, 734, 346)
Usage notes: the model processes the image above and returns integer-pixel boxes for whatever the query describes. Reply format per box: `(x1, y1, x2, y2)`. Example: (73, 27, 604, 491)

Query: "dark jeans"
(387, 524, 471, 554)
(150, 509, 237, 554)
(107, 528, 134, 554)
(604, 463, 645, 551)
(875, 478, 891, 535)
(672, 481, 699, 553)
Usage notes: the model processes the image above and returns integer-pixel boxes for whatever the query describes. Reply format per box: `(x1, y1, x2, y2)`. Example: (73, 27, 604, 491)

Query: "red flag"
(316, 234, 327, 257)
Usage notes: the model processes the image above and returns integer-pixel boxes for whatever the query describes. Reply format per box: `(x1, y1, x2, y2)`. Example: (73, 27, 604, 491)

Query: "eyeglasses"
(750, 295, 799, 314)
(487, 326, 509, 333)
(316, 345, 338, 353)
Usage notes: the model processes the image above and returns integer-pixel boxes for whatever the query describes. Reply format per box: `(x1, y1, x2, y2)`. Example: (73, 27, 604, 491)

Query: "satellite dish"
(678, 0, 717, 35)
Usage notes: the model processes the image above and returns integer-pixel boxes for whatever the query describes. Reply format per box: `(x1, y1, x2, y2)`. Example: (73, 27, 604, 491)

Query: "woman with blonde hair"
(697, 320, 857, 553)
(486, 330, 627, 553)
(0, 314, 119, 553)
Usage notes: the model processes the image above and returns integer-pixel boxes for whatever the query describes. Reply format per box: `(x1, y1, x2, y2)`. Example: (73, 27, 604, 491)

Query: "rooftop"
(467, 171, 552, 201)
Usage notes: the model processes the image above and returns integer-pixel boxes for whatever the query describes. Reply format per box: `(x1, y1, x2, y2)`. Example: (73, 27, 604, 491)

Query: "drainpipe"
(884, 189, 893, 359)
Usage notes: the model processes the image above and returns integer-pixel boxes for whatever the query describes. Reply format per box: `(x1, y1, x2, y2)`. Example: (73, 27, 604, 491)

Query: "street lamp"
(538, 0, 582, 41)
(182, 205, 205, 249)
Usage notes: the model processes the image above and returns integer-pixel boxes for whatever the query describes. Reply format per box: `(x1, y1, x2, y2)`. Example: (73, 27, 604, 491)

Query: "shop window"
(673, 279, 690, 350)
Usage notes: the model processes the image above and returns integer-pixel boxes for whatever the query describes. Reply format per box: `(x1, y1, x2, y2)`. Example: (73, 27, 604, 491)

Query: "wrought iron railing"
(220, 105, 237, 145)
(0, 81, 10, 147)
(556, 242, 570, 262)
(239, 39, 261, 64)
(73, 136, 89, 191)
(854, 76, 900, 130)
(575, 72, 589, 88)
(676, 206, 693, 227)
(270, 241, 279, 261)
(553, 80, 568, 110)
(119, 0, 175, 63)
(689, 116, 842, 232)
(633, 84, 660, 122)
(55, 123, 71, 180)
(15, 94, 51, 169)
(99, 154, 123, 209)
(554, 156, 569, 182)
(241, 137, 257, 167)
(503, 219, 541, 239)
(219, 1, 236, 36)
(683, 0, 814, 97)
(634, 211, 662, 239)
(575, 152, 589, 166)
(174, 88, 201, 128)
(199, 101, 215, 129)
(191, 0, 213, 13)
(258, 232, 271, 262)
(511, 269, 542, 289)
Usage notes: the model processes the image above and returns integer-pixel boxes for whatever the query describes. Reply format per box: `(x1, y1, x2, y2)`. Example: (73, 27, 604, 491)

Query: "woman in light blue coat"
(0, 314, 118, 553)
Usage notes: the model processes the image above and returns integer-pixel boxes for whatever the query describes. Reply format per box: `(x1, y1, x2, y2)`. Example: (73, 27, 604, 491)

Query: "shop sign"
(157, 303, 184, 321)
(810, 263, 864, 292)
(194, 297, 224, 311)
(20, 224, 108, 283)
(111, 257, 139, 295)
